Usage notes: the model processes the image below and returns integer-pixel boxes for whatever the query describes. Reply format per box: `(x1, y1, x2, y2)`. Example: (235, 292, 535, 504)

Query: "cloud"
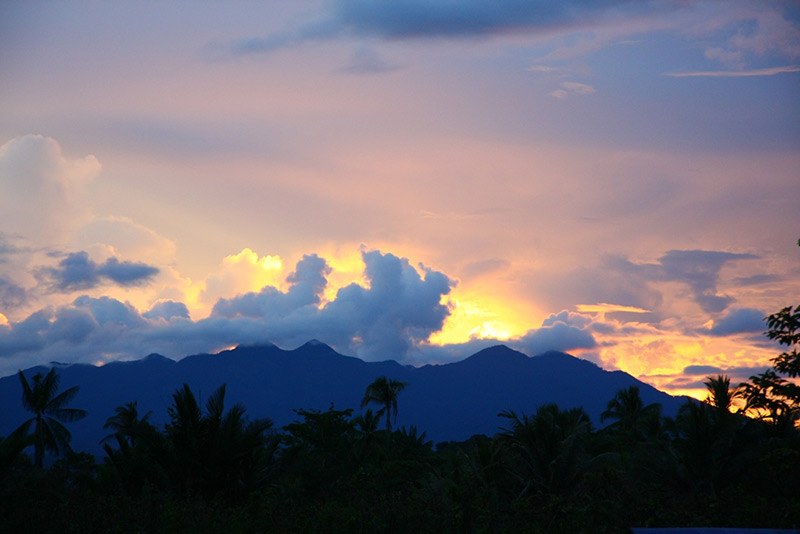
(332, 0, 651, 40)
(539, 255, 665, 317)
(699, 307, 765, 337)
(542, 310, 593, 329)
(662, 65, 800, 77)
(682, 364, 724, 376)
(0, 277, 26, 309)
(212, 253, 330, 320)
(72, 296, 147, 329)
(38, 251, 159, 292)
(681, 363, 769, 378)
(654, 363, 772, 391)
(0, 135, 100, 247)
(0, 249, 455, 373)
(657, 250, 757, 313)
(511, 321, 597, 355)
(200, 248, 283, 306)
(74, 216, 177, 266)
(143, 300, 191, 322)
(549, 81, 597, 99)
(732, 274, 781, 287)
(337, 45, 401, 74)
(589, 250, 756, 315)
(217, 0, 678, 60)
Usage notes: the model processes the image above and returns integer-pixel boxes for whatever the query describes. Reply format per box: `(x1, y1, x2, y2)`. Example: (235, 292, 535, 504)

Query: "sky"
(1, 0, 799, 399)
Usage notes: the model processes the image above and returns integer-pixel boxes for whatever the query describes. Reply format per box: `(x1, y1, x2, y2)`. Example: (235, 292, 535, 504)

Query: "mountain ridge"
(0, 341, 686, 456)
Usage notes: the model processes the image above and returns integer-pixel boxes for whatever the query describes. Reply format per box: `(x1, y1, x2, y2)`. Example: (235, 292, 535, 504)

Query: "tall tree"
(742, 305, 800, 425)
(704, 375, 742, 417)
(601, 385, 662, 439)
(499, 404, 594, 497)
(361, 376, 409, 432)
(13, 368, 87, 468)
(102, 401, 153, 447)
(165, 383, 273, 499)
(741, 240, 800, 426)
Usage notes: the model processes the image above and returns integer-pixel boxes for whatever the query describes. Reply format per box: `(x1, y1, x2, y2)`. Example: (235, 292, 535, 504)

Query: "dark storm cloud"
(39, 251, 159, 292)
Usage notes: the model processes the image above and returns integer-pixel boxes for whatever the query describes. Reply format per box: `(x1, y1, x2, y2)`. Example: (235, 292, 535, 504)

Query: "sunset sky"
(1, 1, 799, 398)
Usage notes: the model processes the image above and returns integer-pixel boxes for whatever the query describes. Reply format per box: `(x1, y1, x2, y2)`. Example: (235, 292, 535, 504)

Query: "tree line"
(0, 304, 798, 532)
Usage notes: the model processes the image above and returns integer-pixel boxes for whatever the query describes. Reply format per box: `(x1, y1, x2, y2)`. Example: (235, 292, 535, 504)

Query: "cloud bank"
(0, 246, 607, 376)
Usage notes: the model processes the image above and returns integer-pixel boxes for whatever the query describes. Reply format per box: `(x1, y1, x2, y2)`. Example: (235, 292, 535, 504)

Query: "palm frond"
(50, 407, 88, 423)
(47, 384, 81, 412)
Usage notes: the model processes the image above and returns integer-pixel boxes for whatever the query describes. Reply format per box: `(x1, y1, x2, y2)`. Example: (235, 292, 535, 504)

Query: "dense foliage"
(1, 300, 799, 533)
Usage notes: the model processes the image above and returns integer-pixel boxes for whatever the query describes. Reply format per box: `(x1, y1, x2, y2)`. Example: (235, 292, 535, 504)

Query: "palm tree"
(601, 386, 662, 438)
(102, 401, 153, 447)
(165, 383, 273, 499)
(14, 368, 87, 468)
(498, 404, 594, 497)
(703, 375, 742, 422)
(361, 376, 408, 432)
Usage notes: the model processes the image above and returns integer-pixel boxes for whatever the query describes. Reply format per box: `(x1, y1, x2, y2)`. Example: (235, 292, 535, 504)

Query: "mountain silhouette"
(0, 341, 685, 455)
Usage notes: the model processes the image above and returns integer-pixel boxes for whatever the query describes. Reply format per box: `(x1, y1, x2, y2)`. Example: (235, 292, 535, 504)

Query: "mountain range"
(0, 341, 687, 456)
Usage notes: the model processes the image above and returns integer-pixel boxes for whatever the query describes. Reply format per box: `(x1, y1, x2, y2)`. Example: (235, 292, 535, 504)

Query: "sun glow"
(430, 294, 530, 346)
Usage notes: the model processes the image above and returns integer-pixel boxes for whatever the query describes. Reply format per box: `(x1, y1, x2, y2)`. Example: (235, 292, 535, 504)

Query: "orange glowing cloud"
(194, 248, 284, 316)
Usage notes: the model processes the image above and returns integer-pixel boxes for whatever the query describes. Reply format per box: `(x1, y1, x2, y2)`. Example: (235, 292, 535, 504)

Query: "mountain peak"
(142, 353, 175, 364)
(293, 339, 339, 356)
(534, 350, 600, 369)
(459, 345, 529, 368)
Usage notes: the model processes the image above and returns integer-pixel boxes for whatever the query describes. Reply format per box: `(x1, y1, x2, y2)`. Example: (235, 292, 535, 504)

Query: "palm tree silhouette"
(13, 368, 87, 468)
(360, 376, 408, 432)
(166, 383, 273, 498)
(703, 375, 742, 418)
(601, 386, 662, 438)
(102, 401, 153, 447)
(499, 404, 594, 497)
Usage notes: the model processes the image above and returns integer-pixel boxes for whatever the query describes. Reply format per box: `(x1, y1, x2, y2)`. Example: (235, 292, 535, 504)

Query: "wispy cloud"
(336, 46, 402, 75)
(549, 81, 596, 99)
(663, 65, 800, 77)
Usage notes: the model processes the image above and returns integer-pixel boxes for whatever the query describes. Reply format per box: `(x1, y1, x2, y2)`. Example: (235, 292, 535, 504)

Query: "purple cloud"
(38, 251, 159, 292)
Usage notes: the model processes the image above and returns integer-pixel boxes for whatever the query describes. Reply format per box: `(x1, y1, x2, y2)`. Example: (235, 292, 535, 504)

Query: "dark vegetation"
(1, 306, 799, 533)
